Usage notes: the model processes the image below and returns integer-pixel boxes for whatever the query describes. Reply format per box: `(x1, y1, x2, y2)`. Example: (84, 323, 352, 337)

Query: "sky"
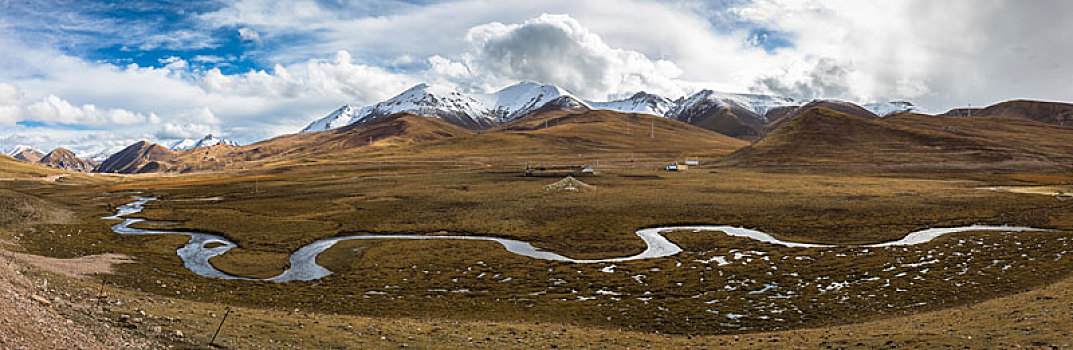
(1, 0, 1072, 158)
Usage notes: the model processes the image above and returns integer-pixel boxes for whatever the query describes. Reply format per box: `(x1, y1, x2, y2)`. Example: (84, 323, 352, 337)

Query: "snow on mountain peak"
(4, 144, 42, 157)
(301, 104, 368, 133)
(666, 89, 797, 121)
(170, 134, 239, 151)
(589, 91, 674, 115)
(863, 101, 916, 117)
(299, 81, 919, 135)
(486, 81, 588, 120)
(301, 82, 592, 133)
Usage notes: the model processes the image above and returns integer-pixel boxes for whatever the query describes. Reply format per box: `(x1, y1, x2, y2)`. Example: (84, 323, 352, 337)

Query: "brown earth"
(724, 107, 1073, 171)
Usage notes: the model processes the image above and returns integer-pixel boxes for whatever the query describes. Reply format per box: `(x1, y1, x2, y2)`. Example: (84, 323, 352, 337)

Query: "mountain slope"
(170, 134, 239, 151)
(883, 112, 1073, 159)
(763, 100, 879, 132)
(481, 108, 747, 156)
(943, 100, 1073, 126)
(37, 148, 95, 172)
(724, 107, 1064, 171)
(0, 155, 64, 178)
(6, 145, 46, 163)
(862, 101, 915, 116)
(94, 141, 178, 173)
(303, 84, 504, 132)
(666, 90, 796, 140)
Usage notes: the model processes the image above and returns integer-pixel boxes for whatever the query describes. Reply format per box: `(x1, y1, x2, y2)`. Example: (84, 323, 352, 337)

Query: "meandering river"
(104, 197, 1047, 282)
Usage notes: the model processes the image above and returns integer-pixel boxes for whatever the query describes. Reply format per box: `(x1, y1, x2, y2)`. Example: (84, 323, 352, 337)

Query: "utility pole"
(254, 176, 258, 194)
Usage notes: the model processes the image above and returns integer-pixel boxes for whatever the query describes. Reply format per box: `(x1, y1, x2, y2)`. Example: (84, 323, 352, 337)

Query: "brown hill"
(883, 112, 1073, 159)
(470, 109, 747, 157)
(11, 148, 45, 163)
(724, 107, 1066, 171)
(672, 102, 766, 140)
(93, 110, 746, 174)
(943, 100, 1073, 126)
(36, 148, 95, 172)
(0, 155, 64, 178)
(94, 141, 178, 173)
(143, 113, 473, 173)
(764, 100, 878, 132)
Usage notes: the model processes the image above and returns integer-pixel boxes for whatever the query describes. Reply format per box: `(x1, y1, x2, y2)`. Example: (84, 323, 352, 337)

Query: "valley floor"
(2, 160, 1073, 348)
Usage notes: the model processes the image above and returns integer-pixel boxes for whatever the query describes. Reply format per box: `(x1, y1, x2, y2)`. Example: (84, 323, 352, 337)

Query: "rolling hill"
(94, 141, 179, 174)
(943, 100, 1073, 126)
(36, 148, 96, 172)
(93, 109, 745, 174)
(723, 107, 1069, 171)
(0, 155, 64, 178)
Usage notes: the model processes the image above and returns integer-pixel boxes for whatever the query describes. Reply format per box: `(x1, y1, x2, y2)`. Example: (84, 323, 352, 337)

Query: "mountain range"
(4, 145, 96, 172)
(6, 81, 1073, 175)
(168, 134, 240, 151)
(301, 81, 916, 140)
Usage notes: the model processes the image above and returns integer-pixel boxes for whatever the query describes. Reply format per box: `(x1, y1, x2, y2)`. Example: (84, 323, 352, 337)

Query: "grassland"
(7, 161, 1072, 337)
(4, 110, 1073, 347)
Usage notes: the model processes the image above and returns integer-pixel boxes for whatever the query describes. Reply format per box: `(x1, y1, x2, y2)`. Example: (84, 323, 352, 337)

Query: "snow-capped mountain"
(302, 82, 592, 132)
(299, 81, 918, 141)
(4, 145, 46, 163)
(301, 105, 369, 132)
(862, 101, 916, 117)
(589, 92, 674, 115)
(667, 90, 797, 121)
(482, 82, 589, 120)
(5, 145, 42, 157)
(169, 134, 239, 151)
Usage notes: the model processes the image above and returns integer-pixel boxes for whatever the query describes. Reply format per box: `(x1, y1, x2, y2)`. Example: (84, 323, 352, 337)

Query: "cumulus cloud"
(156, 122, 216, 139)
(4, 0, 1073, 156)
(752, 58, 854, 101)
(24, 95, 151, 125)
(457, 14, 686, 100)
(0, 83, 154, 126)
(731, 0, 1073, 106)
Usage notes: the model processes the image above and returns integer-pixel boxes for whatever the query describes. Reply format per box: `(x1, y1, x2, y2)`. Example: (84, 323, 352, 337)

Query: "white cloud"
(733, 0, 1073, 107)
(457, 14, 687, 100)
(238, 27, 260, 42)
(156, 122, 216, 139)
(0, 82, 153, 126)
(4, 0, 1073, 156)
(191, 55, 226, 63)
(23, 95, 149, 125)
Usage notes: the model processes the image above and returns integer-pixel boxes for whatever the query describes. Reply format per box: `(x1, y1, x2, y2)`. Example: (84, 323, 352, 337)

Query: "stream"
(104, 197, 1048, 282)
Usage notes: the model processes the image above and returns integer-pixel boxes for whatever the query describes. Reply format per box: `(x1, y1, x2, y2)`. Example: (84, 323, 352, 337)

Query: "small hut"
(665, 162, 688, 171)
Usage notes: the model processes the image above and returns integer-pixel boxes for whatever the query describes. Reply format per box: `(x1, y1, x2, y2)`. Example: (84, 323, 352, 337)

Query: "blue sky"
(1, 0, 1071, 157)
(2, 0, 791, 74)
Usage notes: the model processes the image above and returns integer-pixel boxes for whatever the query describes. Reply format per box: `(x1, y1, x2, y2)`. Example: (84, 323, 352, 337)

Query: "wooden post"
(210, 308, 231, 346)
(96, 275, 106, 307)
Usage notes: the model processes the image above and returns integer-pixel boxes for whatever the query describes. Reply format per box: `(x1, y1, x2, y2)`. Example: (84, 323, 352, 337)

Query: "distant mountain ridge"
(37, 148, 96, 172)
(301, 81, 917, 139)
(942, 100, 1073, 126)
(169, 134, 240, 151)
(5, 145, 46, 163)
